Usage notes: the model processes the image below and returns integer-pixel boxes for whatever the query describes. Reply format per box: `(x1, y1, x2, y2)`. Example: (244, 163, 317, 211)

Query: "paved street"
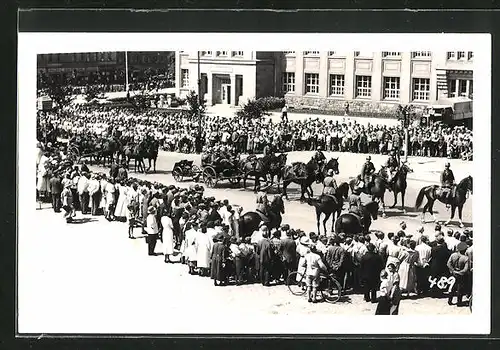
(19, 150, 472, 333)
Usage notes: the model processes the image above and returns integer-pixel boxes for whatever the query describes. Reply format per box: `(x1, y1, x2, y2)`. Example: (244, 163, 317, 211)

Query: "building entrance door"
(221, 83, 231, 105)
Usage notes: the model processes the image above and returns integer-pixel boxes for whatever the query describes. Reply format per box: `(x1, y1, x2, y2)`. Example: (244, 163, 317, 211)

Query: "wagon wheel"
(203, 167, 217, 188)
(172, 166, 183, 182)
(191, 165, 201, 182)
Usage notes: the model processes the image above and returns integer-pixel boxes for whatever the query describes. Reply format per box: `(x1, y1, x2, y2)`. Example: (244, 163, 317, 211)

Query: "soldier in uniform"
(359, 155, 376, 193)
(385, 150, 399, 189)
(440, 162, 455, 208)
(322, 168, 338, 199)
(313, 145, 326, 169)
(348, 186, 364, 219)
(256, 191, 272, 226)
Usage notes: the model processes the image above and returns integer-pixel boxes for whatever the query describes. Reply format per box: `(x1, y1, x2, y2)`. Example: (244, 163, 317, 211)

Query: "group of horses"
(68, 135, 160, 173)
(237, 155, 473, 238)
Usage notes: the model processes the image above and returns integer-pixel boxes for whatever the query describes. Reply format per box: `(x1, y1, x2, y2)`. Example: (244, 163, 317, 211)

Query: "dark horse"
(323, 157, 340, 176)
(281, 158, 323, 201)
(99, 138, 122, 168)
(239, 155, 268, 192)
(349, 168, 390, 217)
(266, 153, 288, 191)
(415, 175, 473, 228)
(124, 141, 147, 173)
(385, 162, 413, 213)
(307, 182, 349, 235)
(144, 139, 159, 172)
(334, 201, 380, 236)
(238, 195, 285, 238)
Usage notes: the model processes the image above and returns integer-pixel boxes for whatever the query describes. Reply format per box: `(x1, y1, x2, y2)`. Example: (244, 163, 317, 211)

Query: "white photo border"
(17, 32, 491, 335)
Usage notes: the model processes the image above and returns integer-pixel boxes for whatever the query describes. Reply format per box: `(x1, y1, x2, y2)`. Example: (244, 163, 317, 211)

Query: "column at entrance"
(207, 73, 213, 106)
(230, 74, 236, 106)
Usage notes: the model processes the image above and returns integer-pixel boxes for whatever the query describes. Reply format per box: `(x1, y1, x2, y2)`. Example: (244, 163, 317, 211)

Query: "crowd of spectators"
(37, 104, 473, 161)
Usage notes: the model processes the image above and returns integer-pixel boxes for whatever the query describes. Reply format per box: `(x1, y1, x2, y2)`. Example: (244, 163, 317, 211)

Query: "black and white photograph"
(17, 33, 490, 335)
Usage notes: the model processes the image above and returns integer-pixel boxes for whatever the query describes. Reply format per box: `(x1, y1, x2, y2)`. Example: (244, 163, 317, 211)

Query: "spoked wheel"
(320, 275, 342, 303)
(172, 166, 183, 182)
(191, 165, 201, 182)
(203, 167, 217, 188)
(286, 271, 307, 296)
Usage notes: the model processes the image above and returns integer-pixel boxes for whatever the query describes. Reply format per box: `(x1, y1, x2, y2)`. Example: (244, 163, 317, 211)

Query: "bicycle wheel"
(321, 276, 342, 303)
(286, 272, 307, 296)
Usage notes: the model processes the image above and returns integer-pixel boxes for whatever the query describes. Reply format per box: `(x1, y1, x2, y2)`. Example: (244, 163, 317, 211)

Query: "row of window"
(446, 51, 474, 61)
(200, 51, 244, 57)
(284, 51, 433, 58)
(282, 72, 472, 101)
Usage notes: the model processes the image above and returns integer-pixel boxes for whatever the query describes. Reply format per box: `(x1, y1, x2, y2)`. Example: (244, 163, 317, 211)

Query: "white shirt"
(77, 176, 89, 194)
(415, 243, 432, 267)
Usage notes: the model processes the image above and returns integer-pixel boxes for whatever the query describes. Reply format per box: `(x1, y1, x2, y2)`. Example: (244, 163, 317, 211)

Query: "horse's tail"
(415, 187, 427, 209)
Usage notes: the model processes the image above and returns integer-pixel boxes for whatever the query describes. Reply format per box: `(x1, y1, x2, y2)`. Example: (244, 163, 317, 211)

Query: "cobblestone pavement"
(19, 151, 472, 333)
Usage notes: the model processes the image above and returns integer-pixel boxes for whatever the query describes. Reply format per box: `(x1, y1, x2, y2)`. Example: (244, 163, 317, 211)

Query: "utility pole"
(125, 51, 129, 92)
(400, 104, 414, 163)
(197, 51, 202, 132)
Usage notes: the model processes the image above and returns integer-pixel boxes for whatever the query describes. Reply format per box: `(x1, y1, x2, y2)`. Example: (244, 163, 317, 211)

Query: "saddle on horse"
(439, 185, 456, 205)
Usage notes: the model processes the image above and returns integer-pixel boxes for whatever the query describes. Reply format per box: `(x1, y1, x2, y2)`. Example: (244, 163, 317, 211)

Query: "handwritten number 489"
(428, 276, 456, 293)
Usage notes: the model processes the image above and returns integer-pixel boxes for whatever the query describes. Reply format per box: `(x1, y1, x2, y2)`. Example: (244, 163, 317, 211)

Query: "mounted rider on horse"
(322, 168, 338, 200)
(255, 191, 275, 227)
(440, 162, 455, 208)
(385, 150, 400, 190)
(358, 155, 376, 194)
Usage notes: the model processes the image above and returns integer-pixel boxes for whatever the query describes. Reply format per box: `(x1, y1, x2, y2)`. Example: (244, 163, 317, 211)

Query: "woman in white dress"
(105, 179, 116, 221)
(161, 213, 175, 263)
(195, 225, 212, 276)
(114, 181, 129, 219)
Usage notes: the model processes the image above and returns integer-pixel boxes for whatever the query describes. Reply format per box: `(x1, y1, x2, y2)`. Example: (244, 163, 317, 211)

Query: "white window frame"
(329, 74, 345, 96)
(412, 78, 430, 101)
(201, 51, 213, 56)
(447, 51, 457, 60)
(468, 51, 474, 60)
(458, 79, 468, 97)
(282, 72, 296, 93)
(232, 51, 244, 57)
(382, 52, 402, 58)
(457, 51, 466, 60)
(181, 69, 190, 88)
(304, 73, 320, 94)
(304, 51, 320, 56)
(216, 51, 228, 57)
(354, 51, 373, 58)
(383, 76, 401, 100)
(355, 75, 372, 98)
(411, 51, 431, 58)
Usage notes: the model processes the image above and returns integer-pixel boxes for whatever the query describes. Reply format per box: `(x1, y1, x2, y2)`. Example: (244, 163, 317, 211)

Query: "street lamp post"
(197, 51, 202, 132)
(400, 104, 414, 163)
(125, 51, 129, 92)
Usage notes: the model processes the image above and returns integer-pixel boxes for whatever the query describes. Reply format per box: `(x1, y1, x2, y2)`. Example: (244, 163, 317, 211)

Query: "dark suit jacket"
(49, 176, 63, 194)
(280, 237, 297, 264)
(109, 164, 119, 179)
(117, 167, 128, 181)
(206, 209, 222, 223)
(430, 243, 451, 277)
(256, 238, 273, 265)
(359, 251, 384, 285)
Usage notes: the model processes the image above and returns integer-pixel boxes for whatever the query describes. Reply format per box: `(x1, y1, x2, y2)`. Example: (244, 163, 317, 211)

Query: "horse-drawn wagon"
(201, 158, 242, 188)
(172, 160, 202, 182)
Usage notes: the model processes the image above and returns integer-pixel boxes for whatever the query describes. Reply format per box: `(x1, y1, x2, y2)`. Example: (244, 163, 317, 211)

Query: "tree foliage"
(186, 90, 206, 118)
(236, 96, 285, 120)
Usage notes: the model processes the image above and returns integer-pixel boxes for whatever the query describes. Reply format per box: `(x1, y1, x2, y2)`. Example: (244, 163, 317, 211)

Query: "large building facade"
(175, 50, 473, 115)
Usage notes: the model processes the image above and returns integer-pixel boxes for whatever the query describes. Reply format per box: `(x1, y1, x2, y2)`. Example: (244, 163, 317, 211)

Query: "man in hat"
(256, 191, 272, 226)
(348, 186, 363, 219)
(145, 205, 159, 256)
(415, 235, 432, 296)
(322, 168, 338, 199)
(48, 170, 63, 213)
(360, 242, 384, 303)
(256, 227, 273, 287)
(302, 242, 328, 303)
(446, 242, 470, 306)
(313, 145, 326, 169)
(359, 155, 375, 194)
(429, 234, 451, 296)
(88, 173, 102, 216)
(280, 225, 296, 281)
(440, 162, 455, 208)
(61, 182, 74, 223)
(385, 150, 399, 190)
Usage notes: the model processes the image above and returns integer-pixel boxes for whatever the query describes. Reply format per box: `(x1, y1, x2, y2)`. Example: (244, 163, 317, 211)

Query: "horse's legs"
(380, 195, 387, 218)
(282, 181, 289, 200)
(445, 205, 456, 226)
(458, 205, 464, 228)
(401, 189, 406, 213)
(323, 212, 331, 236)
(391, 190, 398, 208)
(316, 210, 322, 235)
(428, 200, 438, 222)
(308, 185, 314, 198)
(154, 158, 156, 172)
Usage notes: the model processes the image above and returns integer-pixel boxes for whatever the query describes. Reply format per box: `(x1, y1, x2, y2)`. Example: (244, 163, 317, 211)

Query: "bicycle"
(286, 271, 342, 303)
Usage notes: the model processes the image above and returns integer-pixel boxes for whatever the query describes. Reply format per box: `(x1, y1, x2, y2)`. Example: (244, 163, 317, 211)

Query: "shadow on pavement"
(68, 218, 98, 224)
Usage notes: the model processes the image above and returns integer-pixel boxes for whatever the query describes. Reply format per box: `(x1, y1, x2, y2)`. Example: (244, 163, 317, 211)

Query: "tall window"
(411, 51, 431, 58)
(201, 51, 213, 56)
(412, 78, 430, 101)
(329, 74, 345, 96)
(232, 51, 244, 57)
(284, 51, 295, 55)
(383, 77, 400, 100)
(305, 73, 320, 94)
(447, 51, 457, 60)
(457, 51, 466, 60)
(304, 51, 320, 56)
(459, 80, 468, 97)
(328, 51, 336, 56)
(468, 51, 474, 60)
(181, 69, 189, 88)
(216, 51, 228, 56)
(469, 80, 473, 99)
(382, 52, 401, 57)
(282, 72, 295, 93)
(355, 75, 372, 98)
(448, 80, 457, 97)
